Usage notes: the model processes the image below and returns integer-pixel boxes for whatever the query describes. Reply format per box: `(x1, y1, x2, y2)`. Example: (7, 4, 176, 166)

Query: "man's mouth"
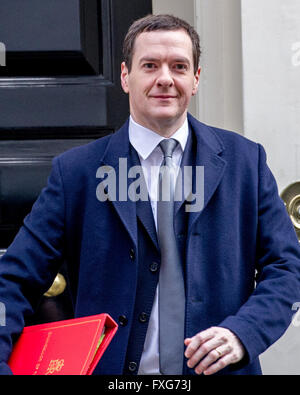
(150, 95, 177, 99)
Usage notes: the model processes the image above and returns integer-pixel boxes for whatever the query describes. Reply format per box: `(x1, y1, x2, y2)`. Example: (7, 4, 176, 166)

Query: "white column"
(195, 0, 244, 134)
(241, 0, 300, 193)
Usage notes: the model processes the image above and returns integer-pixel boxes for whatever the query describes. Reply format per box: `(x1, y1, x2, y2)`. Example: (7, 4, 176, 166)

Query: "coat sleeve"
(219, 143, 300, 365)
(0, 157, 66, 374)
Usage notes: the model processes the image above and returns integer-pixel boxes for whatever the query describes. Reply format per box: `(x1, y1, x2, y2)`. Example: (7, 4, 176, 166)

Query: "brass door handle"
(281, 182, 300, 241)
(44, 273, 67, 297)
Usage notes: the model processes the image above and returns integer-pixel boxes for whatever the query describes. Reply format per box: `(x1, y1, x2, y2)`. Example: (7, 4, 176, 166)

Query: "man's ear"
(121, 62, 129, 94)
(192, 66, 201, 96)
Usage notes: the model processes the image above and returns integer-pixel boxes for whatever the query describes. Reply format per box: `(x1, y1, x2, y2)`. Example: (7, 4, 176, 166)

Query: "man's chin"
(149, 109, 183, 123)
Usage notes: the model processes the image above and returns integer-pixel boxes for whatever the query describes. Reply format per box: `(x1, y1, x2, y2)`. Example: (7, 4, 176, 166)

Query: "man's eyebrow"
(139, 57, 160, 64)
(138, 56, 191, 64)
(172, 57, 191, 64)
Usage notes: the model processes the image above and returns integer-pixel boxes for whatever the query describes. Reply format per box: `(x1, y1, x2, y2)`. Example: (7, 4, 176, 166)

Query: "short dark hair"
(123, 14, 201, 74)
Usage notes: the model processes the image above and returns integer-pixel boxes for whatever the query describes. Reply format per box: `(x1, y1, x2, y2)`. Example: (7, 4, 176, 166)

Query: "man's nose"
(156, 65, 174, 87)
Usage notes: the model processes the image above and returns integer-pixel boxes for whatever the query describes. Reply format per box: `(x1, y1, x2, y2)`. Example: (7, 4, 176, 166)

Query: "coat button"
(129, 248, 135, 260)
(118, 315, 128, 326)
(128, 362, 137, 372)
(149, 261, 159, 273)
(139, 312, 148, 323)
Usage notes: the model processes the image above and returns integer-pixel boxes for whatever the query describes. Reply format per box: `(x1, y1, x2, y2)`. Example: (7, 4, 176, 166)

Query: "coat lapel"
(98, 120, 158, 251)
(131, 147, 159, 251)
(186, 114, 227, 235)
(98, 120, 138, 248)
(174, 125, 195, 216)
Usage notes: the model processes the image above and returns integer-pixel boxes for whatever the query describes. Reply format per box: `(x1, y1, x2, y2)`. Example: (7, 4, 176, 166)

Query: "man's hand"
(184, 327, 245, 375)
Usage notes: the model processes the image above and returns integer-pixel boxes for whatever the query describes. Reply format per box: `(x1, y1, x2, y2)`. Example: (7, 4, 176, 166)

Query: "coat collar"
(100, 114, 226, 173)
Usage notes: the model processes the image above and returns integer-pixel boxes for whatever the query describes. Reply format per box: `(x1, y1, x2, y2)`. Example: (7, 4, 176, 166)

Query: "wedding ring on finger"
(215, 348, 222, 358)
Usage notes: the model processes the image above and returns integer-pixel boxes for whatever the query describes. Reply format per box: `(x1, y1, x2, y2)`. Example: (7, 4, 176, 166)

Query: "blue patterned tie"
(157, 139, 185, 375)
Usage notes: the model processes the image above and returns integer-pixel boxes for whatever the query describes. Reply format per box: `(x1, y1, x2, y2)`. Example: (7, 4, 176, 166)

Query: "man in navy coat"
(1, 14, 300, 375)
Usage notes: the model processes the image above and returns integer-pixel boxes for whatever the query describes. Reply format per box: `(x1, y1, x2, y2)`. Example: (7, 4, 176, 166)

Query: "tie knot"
(159, 139, 178, 159)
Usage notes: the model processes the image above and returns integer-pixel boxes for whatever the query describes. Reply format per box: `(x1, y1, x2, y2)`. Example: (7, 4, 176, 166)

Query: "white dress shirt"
(128, 116, 189, 374)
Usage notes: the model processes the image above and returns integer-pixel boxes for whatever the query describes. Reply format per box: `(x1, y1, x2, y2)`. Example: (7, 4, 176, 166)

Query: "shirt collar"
(129, 116, 189, 160)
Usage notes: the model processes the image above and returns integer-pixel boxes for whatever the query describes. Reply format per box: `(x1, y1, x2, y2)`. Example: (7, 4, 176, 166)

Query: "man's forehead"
(133, 29, 193, 58)
(135, 29, 192, 45)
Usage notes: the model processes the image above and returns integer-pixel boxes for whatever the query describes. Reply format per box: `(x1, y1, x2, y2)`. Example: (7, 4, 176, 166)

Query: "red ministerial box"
(8, 313, 118, 375)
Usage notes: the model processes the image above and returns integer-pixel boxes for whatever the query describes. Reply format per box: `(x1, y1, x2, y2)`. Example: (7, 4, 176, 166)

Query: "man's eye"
(143, 63, 156, 69)
(174, 64, 188, 71)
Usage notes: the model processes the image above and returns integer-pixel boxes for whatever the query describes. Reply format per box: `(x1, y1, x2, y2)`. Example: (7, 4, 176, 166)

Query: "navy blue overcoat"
(1, 114, 300, 375)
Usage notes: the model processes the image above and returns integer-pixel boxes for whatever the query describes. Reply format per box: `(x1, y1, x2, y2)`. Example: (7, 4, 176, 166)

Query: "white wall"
(241, 0, 300, 193)
(195, 0, 244, 134)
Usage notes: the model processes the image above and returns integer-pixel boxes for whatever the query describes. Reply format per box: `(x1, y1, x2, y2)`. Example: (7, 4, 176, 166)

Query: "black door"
(0, 0, 152, 323)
